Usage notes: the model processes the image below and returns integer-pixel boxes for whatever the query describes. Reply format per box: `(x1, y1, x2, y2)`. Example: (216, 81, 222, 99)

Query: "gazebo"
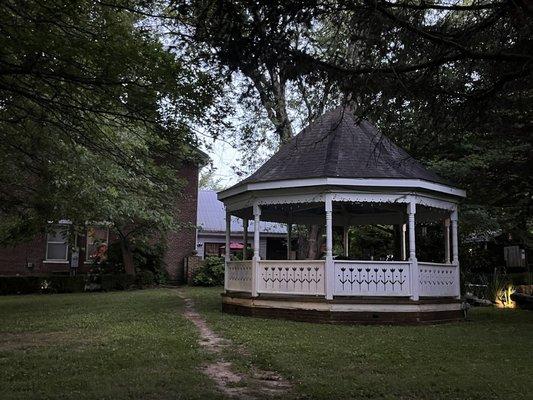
(218, 107, 466, 324)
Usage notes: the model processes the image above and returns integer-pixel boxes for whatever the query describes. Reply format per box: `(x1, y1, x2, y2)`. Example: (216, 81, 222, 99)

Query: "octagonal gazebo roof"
(220, 107, 465, 202)
(240, 107, 448, 186)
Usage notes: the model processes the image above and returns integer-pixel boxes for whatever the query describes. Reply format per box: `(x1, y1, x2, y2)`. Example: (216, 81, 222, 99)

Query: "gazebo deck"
(223, 259, 463, 324)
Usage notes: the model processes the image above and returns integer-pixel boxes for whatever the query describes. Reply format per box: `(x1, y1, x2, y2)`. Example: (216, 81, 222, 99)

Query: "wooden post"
(286, 223, 292, 260)
(444, 218, 451, 264)
(252, 204, 261, 297)
(408, 202, 419, 301)
(400, 223, 407, 261)
(243, 218, 248, 260)
(343, 226, 349, 257)
(224, 209, 231, 292)
(325, 195, 334, 300)
(451, 209, 460, 299)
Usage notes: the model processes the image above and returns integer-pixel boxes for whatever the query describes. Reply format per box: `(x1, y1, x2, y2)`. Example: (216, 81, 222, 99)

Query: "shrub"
(100, 274, 135, 291)
(48, 275, 86, 293)
(0, 276, 43, 295)
(135, 270, 155, 287)
(193, 256, 224, 286)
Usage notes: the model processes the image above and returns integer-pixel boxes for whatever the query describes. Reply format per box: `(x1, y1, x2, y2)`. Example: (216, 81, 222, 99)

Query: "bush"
(193, 256, 224, 286)
(135, 270, 155, 287)
(0, 276, 43, 295)
(100, 274, 135, 291)
(48, 275, 86, 293)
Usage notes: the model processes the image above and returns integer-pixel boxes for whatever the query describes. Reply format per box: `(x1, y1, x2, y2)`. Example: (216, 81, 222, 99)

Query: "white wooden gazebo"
(218, 108, 466, 324)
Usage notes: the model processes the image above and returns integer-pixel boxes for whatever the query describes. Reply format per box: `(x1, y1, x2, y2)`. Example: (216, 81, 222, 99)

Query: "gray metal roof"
(232, 107, 451, 189)
(197, 190, 286, 234)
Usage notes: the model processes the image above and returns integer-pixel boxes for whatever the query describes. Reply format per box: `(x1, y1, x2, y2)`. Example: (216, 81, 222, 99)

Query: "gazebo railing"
(225, 260, 459, 298)
(257, 260, 325, 296)
(418, 262, 459, 297)
(333, 260, 411, 297)
(225, 260, 253, 292)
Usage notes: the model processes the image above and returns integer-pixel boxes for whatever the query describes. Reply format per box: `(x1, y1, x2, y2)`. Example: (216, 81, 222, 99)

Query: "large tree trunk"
(306, 225, 321, 259)
(120, 238, 135, 276)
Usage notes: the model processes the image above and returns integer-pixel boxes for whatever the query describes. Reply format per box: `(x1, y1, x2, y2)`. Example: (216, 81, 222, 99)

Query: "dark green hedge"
(0, 274, 136, 295)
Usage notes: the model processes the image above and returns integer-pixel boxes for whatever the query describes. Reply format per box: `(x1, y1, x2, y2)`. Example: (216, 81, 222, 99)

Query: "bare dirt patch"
(178, 291, 291, 400)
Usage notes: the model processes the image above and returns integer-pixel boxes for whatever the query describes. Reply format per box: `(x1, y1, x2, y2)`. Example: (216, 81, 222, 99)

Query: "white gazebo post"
(408, 202, 419, 301)
(444, 218, 451, 264)
(224, 209, 231, 292)
(400, 223, 407, 261)
(243, 218, 249, 260)
(343, 226, 349, 257)
(286, 223, 292, 260)
(325, 195, 334, 300)
(451, 209, 460, 299)
(251, 203, 261, 297)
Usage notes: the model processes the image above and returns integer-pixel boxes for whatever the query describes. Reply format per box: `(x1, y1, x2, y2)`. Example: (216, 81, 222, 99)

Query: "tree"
(173, 0, 532, 253)
(0, 0, 222, 272)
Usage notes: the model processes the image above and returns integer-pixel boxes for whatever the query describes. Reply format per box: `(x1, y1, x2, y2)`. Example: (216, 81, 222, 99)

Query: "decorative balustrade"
(418, 262, 458, 297)
(225, 259, 459, 298)
(333, 261, 411, 296)
(225, 261, 252, 292)
(257, 260, 325, 295)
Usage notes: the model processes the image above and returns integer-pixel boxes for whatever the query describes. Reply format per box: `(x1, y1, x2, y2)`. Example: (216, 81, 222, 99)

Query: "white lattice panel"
(334, 261, 411, 296)
(418, 262, 458, 297)
(226, 261, 252, 292)
(258, 261, 325, 295)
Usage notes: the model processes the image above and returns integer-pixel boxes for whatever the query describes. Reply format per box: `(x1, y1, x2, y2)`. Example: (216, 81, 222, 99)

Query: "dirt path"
(177, 290, 291, 400)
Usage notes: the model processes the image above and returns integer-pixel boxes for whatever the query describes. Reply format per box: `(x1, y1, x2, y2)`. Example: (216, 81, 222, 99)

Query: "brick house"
(0, 161, 202, 283)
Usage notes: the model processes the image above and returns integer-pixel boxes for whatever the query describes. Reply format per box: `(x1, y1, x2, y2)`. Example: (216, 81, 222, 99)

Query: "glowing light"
(495, 284, 516, 309)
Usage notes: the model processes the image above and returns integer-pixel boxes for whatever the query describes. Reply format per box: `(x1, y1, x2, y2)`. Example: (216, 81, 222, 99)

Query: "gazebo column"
(343, 226, 349, 257)
(224, 209, 231, 292)
(444, 218, 450, 264)
(451, 209, 461, 299)
(286, 223, 292, 260)
(407, 202, 419, 301)
(243, 218, 249, 260)
(251, 204, 261, 297)
(325, 195, 334, 300)
(400, 223, 407, 261)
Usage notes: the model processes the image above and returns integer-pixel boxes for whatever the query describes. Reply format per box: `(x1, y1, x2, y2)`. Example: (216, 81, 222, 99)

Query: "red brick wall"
(163, 162, 199, 282)
(0, 163, 199, 279)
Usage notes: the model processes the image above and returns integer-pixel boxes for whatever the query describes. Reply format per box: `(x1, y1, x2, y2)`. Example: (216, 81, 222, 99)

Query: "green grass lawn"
(0, 289, 223, 400)
(185, 287, 533, 400)
(1, 288, 532, 400)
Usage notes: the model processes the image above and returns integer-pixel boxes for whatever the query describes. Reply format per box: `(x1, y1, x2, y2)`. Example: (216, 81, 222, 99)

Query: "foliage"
(100, 274, 135, 291)
(0, 276, 43, 295)
(0, 0, 222, 246)
(172, 0, 532, 253)
(192, 256, 224, 286)
(135, 270, 155, 287)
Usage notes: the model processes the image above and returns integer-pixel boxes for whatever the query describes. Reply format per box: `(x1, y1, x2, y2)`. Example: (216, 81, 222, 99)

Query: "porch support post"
(444, 218, 451, 264)
(451, 209, 460, 299)
(408, 202, 419, 301)
(225, 210, 231, 262)
(325, 194, 334, 300)
(224, 209, 231, 292)
(243, 218, 249, 260)
(251, 203, 261, 297)
(286, 223, 292, 260)
(343, 226, 349, 257)
(400, 223, 407, 261)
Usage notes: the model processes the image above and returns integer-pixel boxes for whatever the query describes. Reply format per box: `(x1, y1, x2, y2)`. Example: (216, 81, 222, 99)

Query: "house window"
(46, 226, 69, 261)
(204, 242, 223, 257)
(86, 226, 109, 260)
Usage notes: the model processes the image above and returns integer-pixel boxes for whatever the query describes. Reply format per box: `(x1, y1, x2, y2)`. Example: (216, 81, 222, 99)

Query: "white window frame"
(44, 226, 69, 263)
(85, 226, 110, 261)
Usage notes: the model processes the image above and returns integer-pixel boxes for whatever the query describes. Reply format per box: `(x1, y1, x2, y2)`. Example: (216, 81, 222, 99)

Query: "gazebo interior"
(218, 107, 466, 324)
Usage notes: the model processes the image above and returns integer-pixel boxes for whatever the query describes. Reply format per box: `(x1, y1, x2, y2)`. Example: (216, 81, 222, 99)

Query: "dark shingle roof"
(236, 107, 449, 187)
